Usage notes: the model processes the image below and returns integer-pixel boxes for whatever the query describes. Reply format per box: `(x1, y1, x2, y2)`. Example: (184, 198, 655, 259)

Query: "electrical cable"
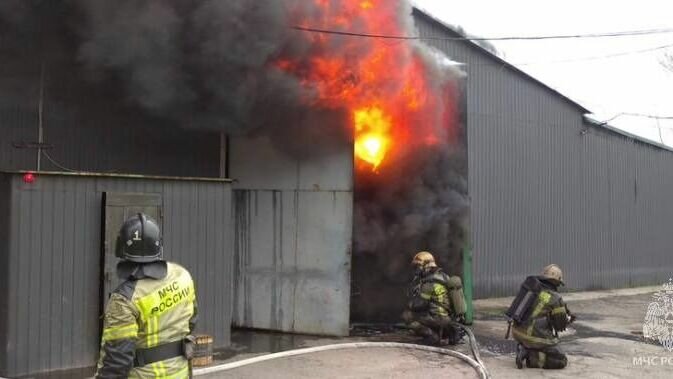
(292, 26, 673, 66)
(292, 25, 673, 42)
(599, 112, 673, 125)
(614, 112, 673, 120)
(41, 150, 77, 172)
(511, 43, 673, 65)
(460, 42, 673, 68)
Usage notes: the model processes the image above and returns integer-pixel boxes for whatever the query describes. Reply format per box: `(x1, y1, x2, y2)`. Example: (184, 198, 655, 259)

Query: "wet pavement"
(473, 289, 673, 378)
(197, 286, 673, 378)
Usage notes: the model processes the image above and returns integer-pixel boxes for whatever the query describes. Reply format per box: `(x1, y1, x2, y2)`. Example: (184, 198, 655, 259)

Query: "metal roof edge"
(582, 114, 673, 153)
(0, 170, 234, 183)
(411, 7, 592, 114)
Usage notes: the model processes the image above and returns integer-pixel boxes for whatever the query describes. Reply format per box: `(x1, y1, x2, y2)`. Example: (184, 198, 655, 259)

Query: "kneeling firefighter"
(505, 264, 576, 370)
(96, 213, 198, 378)
(402, 251, 467, 345)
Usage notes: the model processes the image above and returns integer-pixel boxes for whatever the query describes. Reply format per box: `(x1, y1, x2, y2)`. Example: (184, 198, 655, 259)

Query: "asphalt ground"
(197, 286, 673, 378)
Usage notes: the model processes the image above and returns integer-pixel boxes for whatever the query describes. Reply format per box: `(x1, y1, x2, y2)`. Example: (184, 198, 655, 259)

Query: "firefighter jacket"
(512, 278, 569, 349)
(408, 268, 467, 319)
(96, 261, 197, 379)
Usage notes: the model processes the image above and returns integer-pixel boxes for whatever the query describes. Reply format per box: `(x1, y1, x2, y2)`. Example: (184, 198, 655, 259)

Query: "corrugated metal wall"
(414, 10, 673, 297)
(0, 173, 233, 378)
(0, 176, 10, 375)
(229, 134, 353, 337)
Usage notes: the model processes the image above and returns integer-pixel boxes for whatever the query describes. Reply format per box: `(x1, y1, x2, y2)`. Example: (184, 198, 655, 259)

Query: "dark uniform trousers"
(525, 346, 567, 369)
(402, 310, 462, 344)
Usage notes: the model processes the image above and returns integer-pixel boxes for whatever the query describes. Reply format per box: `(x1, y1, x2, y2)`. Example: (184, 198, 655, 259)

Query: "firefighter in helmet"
(512, 264, 574, 370)
(96, 213, 197, 378)
(402, 251, 467, 345)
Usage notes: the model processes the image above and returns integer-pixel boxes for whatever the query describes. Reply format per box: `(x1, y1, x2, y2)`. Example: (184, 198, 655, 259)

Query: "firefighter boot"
(515, 343, 528, 369)
(418, 326, 441, 345)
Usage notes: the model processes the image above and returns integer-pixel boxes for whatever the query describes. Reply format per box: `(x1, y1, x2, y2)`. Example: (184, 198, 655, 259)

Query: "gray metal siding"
(232, 189, 353, 336)
(229, 133, 353, 337)
(0, 176, 9, 374)
(414, 13, 673, 297)
(1, 173, 232, 378)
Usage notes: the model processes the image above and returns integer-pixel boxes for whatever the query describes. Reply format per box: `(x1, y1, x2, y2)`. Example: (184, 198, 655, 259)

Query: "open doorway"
(350, 76, 468, 323)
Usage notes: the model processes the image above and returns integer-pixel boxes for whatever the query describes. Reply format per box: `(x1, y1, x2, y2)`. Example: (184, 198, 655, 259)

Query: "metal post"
(37, 61, 45, 171)
(463, 246, 474, 325)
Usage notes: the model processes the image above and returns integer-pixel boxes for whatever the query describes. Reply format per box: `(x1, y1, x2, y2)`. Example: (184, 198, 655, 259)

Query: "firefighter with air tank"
(505, 264, 576, 370)
(402, 251, 468, 345)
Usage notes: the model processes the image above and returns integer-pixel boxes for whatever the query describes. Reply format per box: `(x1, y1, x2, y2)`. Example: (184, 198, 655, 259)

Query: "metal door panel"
(102, 192, 162, 302)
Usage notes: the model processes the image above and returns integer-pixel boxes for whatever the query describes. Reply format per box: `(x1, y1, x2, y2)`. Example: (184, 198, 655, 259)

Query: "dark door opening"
(350, 75, 468, 323)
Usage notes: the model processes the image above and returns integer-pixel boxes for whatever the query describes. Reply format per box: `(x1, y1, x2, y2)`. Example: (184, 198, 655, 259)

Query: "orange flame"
(354, 107, 390, 169)
(275, 0, 455, 172)
(360, 1, 374, 10)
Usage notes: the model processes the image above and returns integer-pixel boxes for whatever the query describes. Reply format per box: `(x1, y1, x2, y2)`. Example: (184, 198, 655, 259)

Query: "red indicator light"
(23, 172, 36, 184)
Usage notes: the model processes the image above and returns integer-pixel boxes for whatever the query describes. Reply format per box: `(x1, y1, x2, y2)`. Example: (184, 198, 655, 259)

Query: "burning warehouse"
(1, 1, 673, 377)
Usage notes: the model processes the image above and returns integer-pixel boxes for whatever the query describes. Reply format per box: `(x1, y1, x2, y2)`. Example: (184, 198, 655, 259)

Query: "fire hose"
(193, 323, 491, 379)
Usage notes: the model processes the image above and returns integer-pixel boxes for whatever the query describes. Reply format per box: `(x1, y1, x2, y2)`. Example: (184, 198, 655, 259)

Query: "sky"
(413, 0, 673, 145)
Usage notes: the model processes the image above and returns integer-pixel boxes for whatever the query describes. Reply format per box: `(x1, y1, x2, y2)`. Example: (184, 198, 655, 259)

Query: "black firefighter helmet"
(115, 213, 163, 263)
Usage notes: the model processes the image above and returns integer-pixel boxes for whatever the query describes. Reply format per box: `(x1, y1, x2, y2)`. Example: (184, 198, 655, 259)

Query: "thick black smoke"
(1, 0, 469, 322)
(73, 0, 310, 134)
(0, 0, 351, 156)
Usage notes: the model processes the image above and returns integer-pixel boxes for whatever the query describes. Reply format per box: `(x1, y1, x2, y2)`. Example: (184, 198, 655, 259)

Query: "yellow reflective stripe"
(420, 292, 431, 299)
(157, 361, 166, 377)
(148, 360, 187, 379)
(145, 316, 157, 347)
(512, 328, 557, 346)
(154, 317, 160, 346)
(539, 351, 546, 368)
(526, 322, 535, 336)
(551, 306, 566, 315)
(102, 323, 138, 341)
(147, 317, 160, 347)
(523, 292, 554, 336)
(146, 318, 153, 347)
(151, 363, 161, 377)
(150, 363, 189, 379)
(434, 284, 449, 315)
(531, 291, 552, 318)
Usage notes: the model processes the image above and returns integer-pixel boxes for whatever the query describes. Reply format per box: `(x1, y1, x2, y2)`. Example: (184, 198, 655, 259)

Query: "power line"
(621, 112, 673, 120)
(512, 43, 673, 65)
(593, 113, 673, 134)
(464, 42, 673, 68)
(292, 25, 673, 42)
(41, 151, 76, 172)
(603, 112, 673, 124)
